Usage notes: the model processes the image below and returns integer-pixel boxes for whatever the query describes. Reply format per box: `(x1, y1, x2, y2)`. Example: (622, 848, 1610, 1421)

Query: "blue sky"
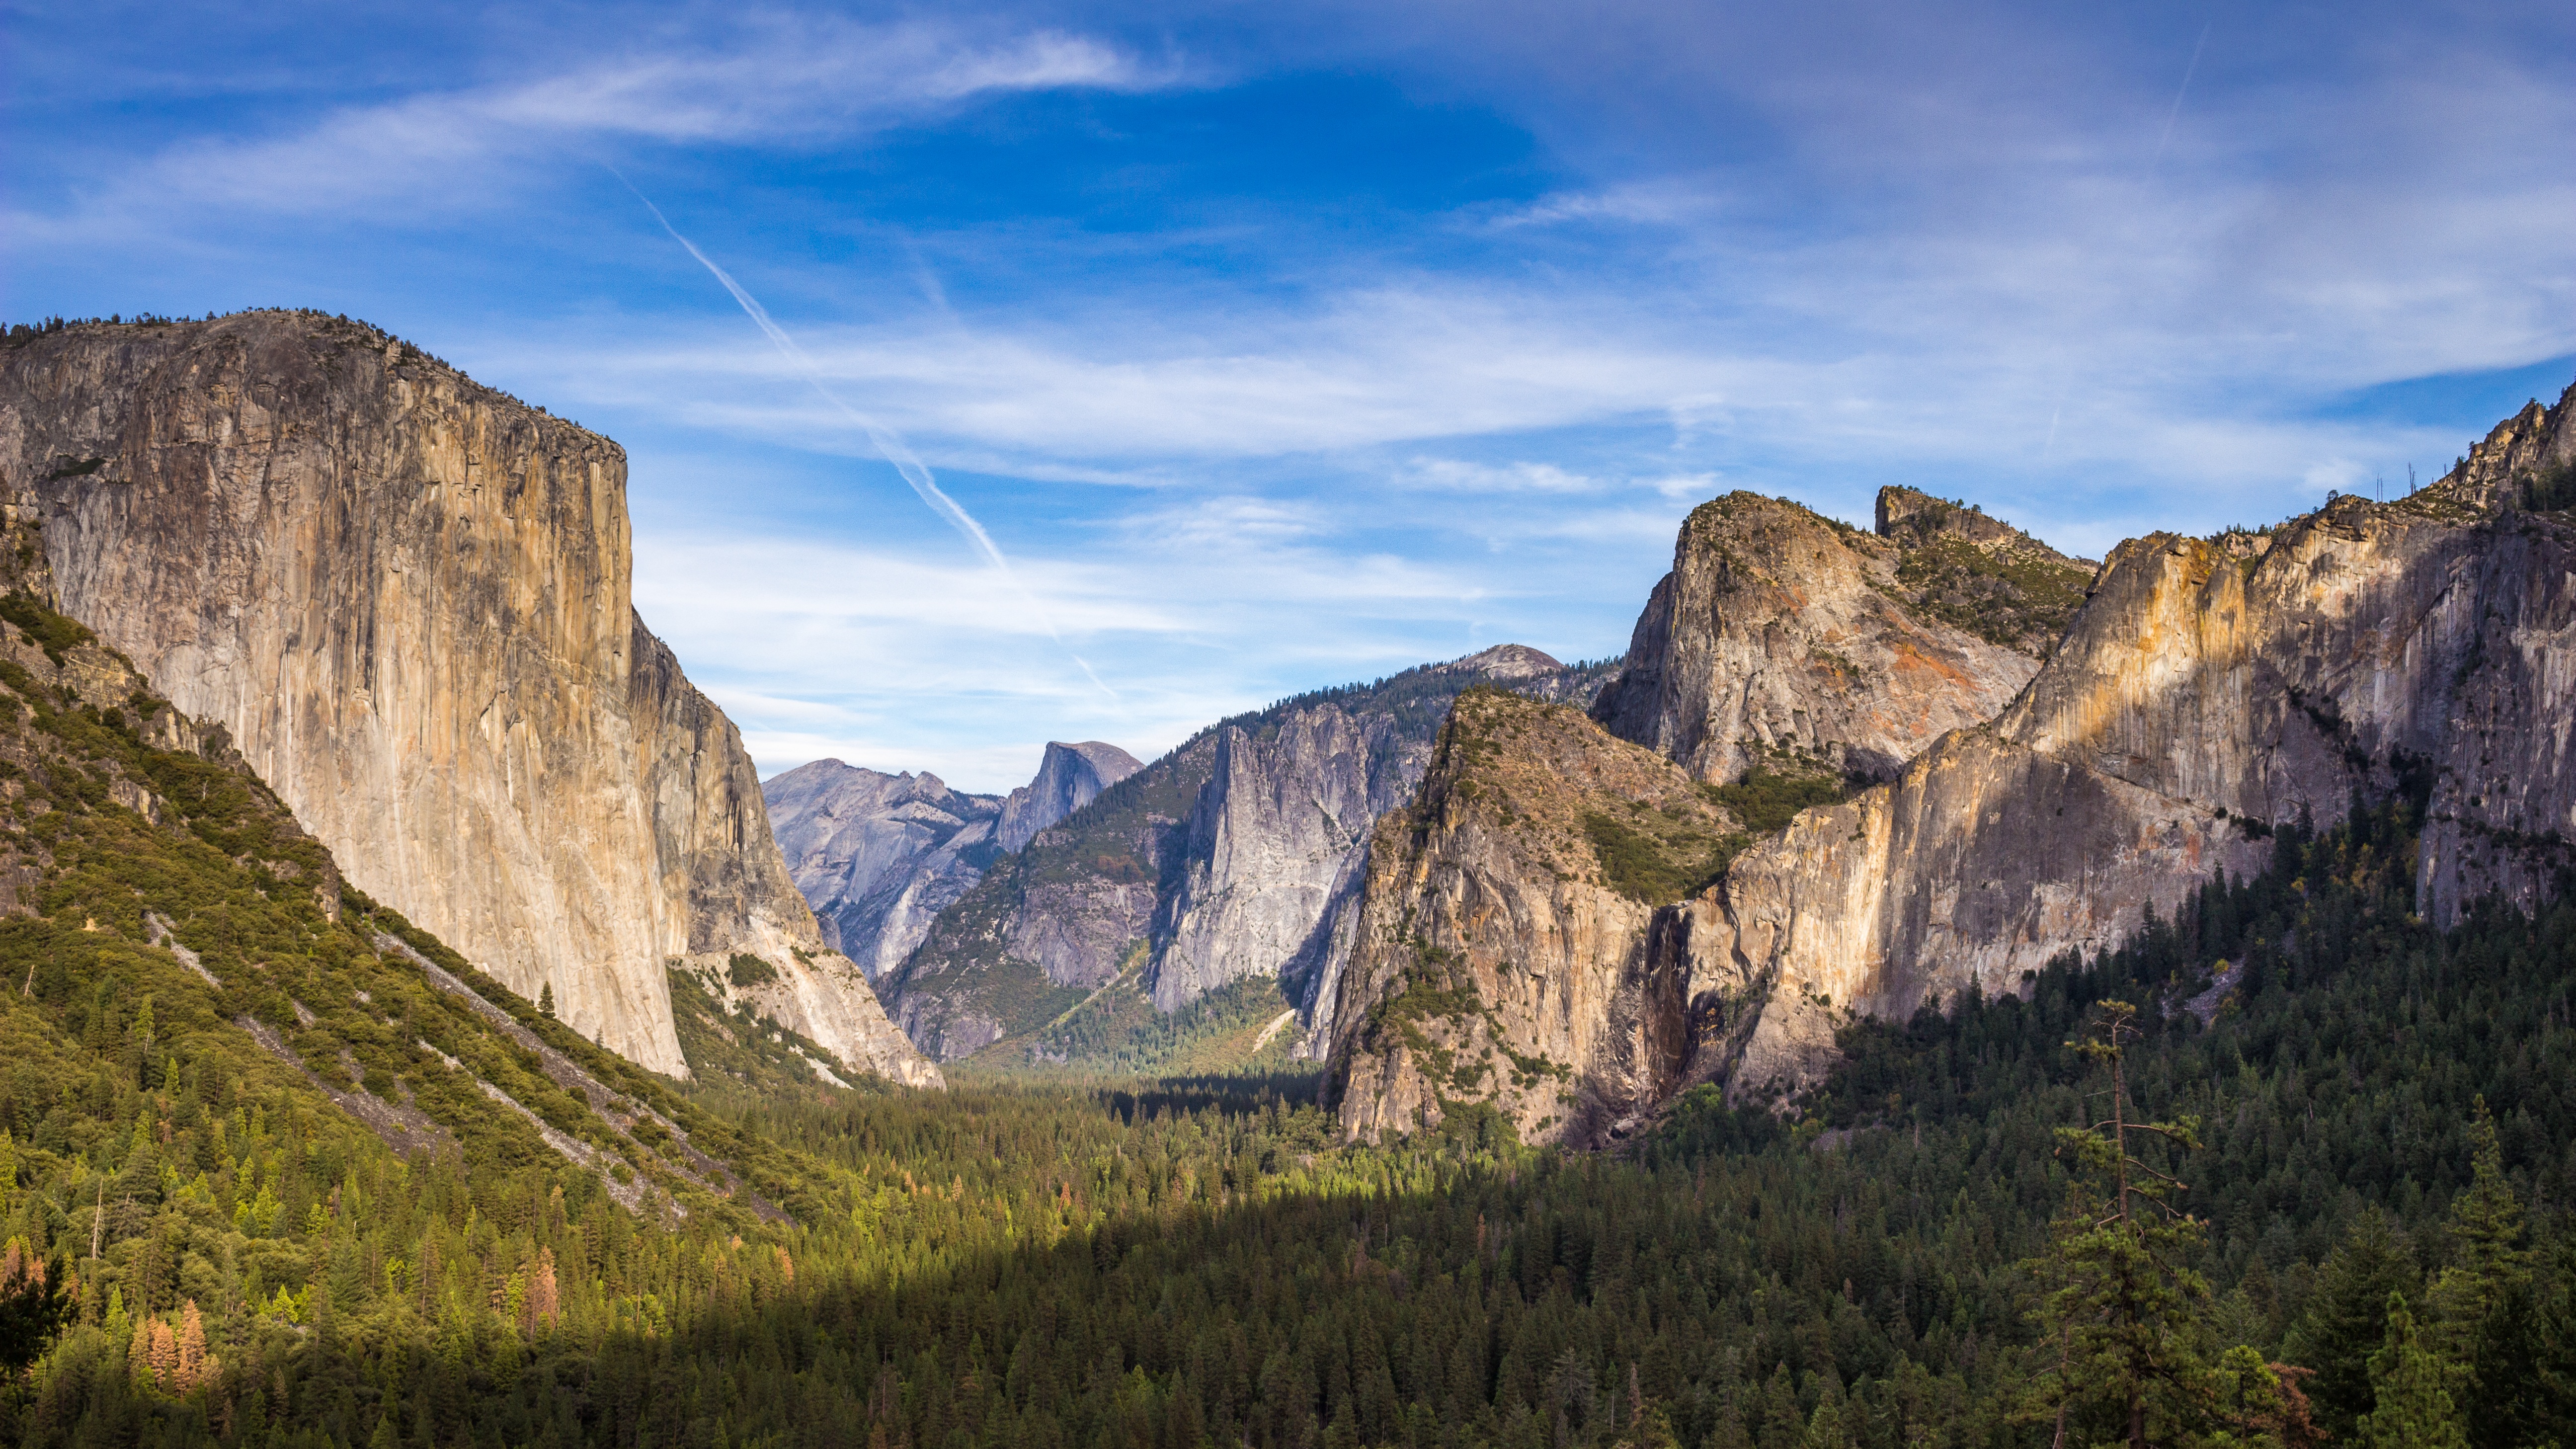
(9, 1, 2572, 792)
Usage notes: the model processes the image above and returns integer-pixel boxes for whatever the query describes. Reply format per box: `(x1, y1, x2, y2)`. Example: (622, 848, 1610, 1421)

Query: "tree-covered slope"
(0, 543, 950, 1442)
(12, 700, 2570, 1445)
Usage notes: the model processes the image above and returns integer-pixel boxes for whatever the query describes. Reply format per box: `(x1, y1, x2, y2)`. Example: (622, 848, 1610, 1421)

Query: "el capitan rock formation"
(0, 312, 938, 1087)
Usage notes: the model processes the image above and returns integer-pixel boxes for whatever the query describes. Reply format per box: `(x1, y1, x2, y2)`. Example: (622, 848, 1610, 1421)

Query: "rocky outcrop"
(0, 313, 938, 1088)
(1328, 689, 1731, 1146)
(998, 741, 1142, 852)
(881, 646, 1620, 1061)
(1590, 491, 2087, 786)
(1336, 383, 2576, 1129)
(764, 760, 1004, 977)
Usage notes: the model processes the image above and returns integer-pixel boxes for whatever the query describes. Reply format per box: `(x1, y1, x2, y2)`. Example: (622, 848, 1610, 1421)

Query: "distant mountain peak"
(1438, 643, 1564, 680)
(999, 740, 1144, 853)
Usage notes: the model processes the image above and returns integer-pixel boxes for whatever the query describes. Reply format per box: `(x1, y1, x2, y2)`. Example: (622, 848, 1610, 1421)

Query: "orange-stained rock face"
(0, 314, 939, 1088)
(1335, 382, 2576, 1129)
(1590, 490, 2079, 786)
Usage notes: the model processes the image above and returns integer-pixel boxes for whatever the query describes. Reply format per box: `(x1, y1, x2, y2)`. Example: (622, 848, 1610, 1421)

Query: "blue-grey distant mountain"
(876, 644, 1619, 1061)
(765, 741, 1142, 981)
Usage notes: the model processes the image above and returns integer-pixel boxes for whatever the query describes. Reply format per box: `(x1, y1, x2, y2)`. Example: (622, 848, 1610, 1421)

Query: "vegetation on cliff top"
(1875, 493, 2096, 654)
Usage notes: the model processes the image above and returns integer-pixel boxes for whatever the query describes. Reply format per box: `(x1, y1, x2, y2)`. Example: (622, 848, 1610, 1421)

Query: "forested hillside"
(12, 632, 2576, 1448)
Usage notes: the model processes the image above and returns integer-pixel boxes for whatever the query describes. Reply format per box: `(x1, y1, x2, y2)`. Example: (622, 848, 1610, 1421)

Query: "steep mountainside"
(1590, 489, 2091, 784)
(1330, 689, 1732, 1146)
(880, 645, 1616, 1061)
(0, 313, 933, 1087)
(1690, 389, 2576, 1099)
(1334, 382, 2576, 1134)
(0, 547, 841, 1228)
(763, 761, 1005, 978)
(764, 743, 1139, 983)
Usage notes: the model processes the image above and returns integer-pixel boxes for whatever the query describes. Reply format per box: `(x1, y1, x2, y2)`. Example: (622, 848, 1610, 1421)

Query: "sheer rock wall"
(1590, 491, 2085, 785)
(1336, 400, 2576, 1130)
(0, 314, 938, 1087)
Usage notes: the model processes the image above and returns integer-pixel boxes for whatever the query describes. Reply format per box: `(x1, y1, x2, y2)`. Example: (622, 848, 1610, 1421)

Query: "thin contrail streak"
(2153, 21, 2212, 167)
(621, 179, 1117, 700)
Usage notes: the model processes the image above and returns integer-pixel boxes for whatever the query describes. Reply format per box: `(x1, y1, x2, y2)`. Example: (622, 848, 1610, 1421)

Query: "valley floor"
(8, 785, 2576, 1447)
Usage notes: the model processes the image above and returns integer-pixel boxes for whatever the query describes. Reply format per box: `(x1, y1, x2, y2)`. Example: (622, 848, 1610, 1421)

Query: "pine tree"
(538, 981, 556, 1019)
(175, 1299, 210, 1391)
(2284, 1210, 2420, 1437)
(2355, 1294, 2465, 1449)
(0, 1236, 67, 1373)
(2019, 1001, 2217, 1449)
(2432, 1098, 2531, 1353)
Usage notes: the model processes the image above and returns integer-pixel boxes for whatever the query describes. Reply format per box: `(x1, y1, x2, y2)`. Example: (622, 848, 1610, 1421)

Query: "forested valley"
(3, 586, 2574, 1449)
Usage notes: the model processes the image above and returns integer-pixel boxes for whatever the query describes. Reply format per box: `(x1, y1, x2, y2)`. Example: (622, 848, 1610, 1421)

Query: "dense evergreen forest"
(2, 573, 2573, 1446)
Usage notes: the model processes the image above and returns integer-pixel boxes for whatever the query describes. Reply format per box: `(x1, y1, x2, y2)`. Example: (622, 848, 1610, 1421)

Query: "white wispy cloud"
(11, 18, 1177, 232)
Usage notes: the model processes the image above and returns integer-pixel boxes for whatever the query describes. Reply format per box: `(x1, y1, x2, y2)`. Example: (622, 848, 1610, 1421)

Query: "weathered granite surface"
(1328, 690, 1722, 1146)
(1333, 384, 2576, 1132)
(763, 760, 1004, 978)
(0, 313, 937, 1087)
(1590, 491, 2087, 785)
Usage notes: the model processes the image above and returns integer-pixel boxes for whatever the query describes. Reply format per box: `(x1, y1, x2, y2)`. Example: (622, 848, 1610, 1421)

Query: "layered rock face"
(1330, 690, 1728, 1146)
(998, 741, 1142, 852)
(1334, 384, 2576, 1131)
(881, 646, 1618, 1060)
(764, 761, 1004, 977)
(1591, 491, 2091, 784)
(0, 314, 938, 1088)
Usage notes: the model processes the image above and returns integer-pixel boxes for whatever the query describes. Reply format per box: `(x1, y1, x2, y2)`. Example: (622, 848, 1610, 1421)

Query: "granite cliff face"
(881, 645, 1616, 1061)
(0, 313, 938, 1088)
(1592, 491, 2092, 786)
(1330, 690, 1728, 1146)
(1333, 385, 2576, 1134)
(998, 741, 1142, 853)
(764, 760, 1004, 978)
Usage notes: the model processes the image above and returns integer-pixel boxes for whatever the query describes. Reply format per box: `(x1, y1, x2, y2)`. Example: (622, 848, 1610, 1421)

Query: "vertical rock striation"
(1333, 383, 2576, 1132)
(1329, 690, 1725, 1146)
(0, 313, 938, 1087)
